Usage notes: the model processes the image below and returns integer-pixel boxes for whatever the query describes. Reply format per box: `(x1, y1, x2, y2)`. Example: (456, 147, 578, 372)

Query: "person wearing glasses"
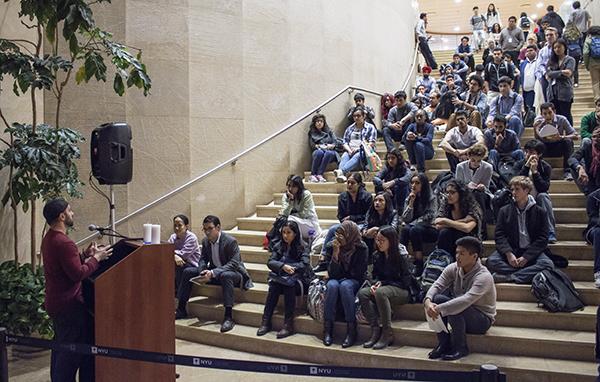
(171, 214, 202, 320)
(195, 215, 254, 333)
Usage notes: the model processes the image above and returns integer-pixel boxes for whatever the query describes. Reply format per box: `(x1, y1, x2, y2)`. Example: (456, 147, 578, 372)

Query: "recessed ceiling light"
(536, 2, 544, 8)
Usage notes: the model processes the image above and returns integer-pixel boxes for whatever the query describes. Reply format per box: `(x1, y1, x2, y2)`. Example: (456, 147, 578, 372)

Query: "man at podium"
(41, 198, 113, 382)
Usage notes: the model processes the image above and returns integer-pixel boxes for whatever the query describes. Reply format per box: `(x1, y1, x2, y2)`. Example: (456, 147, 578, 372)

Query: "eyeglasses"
(446, 190, 458, 195)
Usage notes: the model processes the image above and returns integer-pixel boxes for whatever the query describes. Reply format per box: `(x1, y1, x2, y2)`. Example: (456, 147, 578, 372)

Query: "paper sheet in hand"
(538, 124, 559, 138)
(426, 314, 449, 333)
(190, 275, 209, 286)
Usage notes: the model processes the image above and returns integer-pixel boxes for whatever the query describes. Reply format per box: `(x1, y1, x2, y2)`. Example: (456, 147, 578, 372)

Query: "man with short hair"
(580, 98, 600, 140)
(484, 48, 514, 101)
(346, 92, 375, 125)
(484, 115, 524, 171)
(470, 7, 487, 51)
(403, 109, 435, 172)
(196, 215, 254, 332)
(535, 27, 559, 102)
(514, 139, 558, 243)
(456, 37, 475, 72)
(449, 53, 469, 83)
(499, 16, 525, 65)
(533, 102, 579, 181)
(487, 176, 555, 284)
(383, 90, 418, 152)
(439, 110, 485, 173)
(416, 13, 438, 69)
(486, 76, 525, 136)
(542, 5, 565, 35)
(569, 128, 600, 195)
(520, 44, 538, 111)
(426, 91, 446, 126)
(448, 74, 488, 129)
(41, 198, 113, 381)
(569, 1, 592, 51)
(424, 236, 496, 361)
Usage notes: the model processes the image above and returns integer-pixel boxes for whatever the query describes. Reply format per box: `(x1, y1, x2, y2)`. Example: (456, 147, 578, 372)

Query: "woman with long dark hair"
(399, 173, 439, 276)
(279, 175, 321, 241)
(308, 113, 340, 183)
(546, 38, 576, 125)
(373, 148, 411, 210)
(257, 220, 313, 338)
(360, 192, 399, 261)
(323, 221, 368, 348)
(486, 4, 501, 32)
(434, 180, 483, 256)
(357, 226, 411, 350)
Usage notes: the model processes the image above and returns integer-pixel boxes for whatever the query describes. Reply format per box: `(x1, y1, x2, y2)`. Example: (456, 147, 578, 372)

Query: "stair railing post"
(479, 364, 499, 382)
(0, 327, 8, 382)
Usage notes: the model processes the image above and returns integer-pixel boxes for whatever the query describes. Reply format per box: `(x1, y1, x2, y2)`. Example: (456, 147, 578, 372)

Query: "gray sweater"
(499, 27, 525, 51)
(455, 160, 493, 190)
(426, 259, 497, 322)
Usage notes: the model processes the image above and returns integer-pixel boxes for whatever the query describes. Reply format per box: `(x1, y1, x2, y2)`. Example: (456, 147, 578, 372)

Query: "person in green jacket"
(580, 97, 600, 139)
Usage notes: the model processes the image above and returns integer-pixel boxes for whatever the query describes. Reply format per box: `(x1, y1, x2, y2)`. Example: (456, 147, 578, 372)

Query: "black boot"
(413, 259, 424, 277)
(323, 320, 334, 346)
(363, 325, 381, 348)
(276, 318, 294, 339)
(373, 326, 394, 350)
(342, 322, 357, 348)
(256, 318, 271, 336)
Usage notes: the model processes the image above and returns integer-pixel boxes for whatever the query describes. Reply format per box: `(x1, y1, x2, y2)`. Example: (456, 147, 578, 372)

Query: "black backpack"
(531, 269, 585, 313)
(520, 16, 531, 29)
(431, 171, 454, 196)
(419, 248, 454, 292)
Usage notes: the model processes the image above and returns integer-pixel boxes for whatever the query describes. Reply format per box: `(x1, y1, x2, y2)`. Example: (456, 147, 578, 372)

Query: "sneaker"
(308, 175, 318, 183)
(548, 232, 558, 244)
(492, 273, 513, 284)
(334, 169, 347, 183)
(594, 272, 600, 288)
(563, 171, 574, 181)
(317, 175, 327, 183)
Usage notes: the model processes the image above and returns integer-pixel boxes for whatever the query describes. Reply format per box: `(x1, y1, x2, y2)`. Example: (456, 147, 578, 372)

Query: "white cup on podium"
(151, 224, 161, 244)
(143, 224, 152, 244)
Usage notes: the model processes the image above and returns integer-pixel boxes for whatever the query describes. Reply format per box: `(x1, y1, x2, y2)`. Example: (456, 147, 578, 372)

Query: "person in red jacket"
(41, 198, 112, 382)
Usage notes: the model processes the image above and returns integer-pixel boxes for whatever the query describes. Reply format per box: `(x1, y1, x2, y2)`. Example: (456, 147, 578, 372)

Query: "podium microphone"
(88, 224, 109, 232)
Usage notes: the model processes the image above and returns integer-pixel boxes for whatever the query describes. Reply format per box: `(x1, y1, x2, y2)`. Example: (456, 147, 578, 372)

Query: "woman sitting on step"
(307, 113, 341, 183)
(434, 179, 483, 256)
(279, 174, 321, 242)
(359, 192, 399, 263)
(257, 220, 313, 339)
(372, 147, 411, 210)
(399, 173, 439, 276)
(357, 226, 411, 350)
(323, 221, 368, 348)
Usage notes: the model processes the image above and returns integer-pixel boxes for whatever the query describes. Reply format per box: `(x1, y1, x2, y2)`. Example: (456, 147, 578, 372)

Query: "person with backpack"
(373, 148, 411, 210)
(424, 236, 496, 361)
(568, 1, 591, 49)
(400, 173, 439, 276)
(434, 179, 483, 256)
(257, 220, 313, 339)
(357, 226, 411, 350)
(486, 76, 525, 137)
(519, 12, 534, 40)
(484, 48, 515, 101)
(484, 115, 525, 172)
(322, 221, 368, 348)
(486, 176, 555, 284)
(541, 5, 565, 36)
(515, 139, 558, 243)
(584, 26, 600, 100)
(563, 21, 583, 87)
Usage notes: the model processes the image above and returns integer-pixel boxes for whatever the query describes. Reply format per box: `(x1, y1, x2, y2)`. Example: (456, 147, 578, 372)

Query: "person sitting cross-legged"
(424, 236, 496, 361)
(484, 115, 525, 172)
(403, 109, 435, 173)
(486, 176, 555, 284)
(439, 110, 485, 173)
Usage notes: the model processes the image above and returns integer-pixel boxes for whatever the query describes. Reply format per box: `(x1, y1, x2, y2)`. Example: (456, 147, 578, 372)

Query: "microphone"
(88, 224, 109, 232)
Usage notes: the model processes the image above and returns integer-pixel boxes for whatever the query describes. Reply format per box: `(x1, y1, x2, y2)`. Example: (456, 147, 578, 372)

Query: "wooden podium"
(84, 240, 175, 382)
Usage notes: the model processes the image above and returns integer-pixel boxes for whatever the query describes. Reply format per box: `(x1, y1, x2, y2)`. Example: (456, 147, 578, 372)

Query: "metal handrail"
(75, 44, 420, 245)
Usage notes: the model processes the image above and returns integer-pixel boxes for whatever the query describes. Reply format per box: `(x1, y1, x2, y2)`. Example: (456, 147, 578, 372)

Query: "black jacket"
(360, 209, 400, 232)
(494, 200, 549, 262)
(308, 128, 343, 162)
(569, 138, 600, 193)
(337, 188, 373, 224)
(199, 232, 254, 290)
(267, 241, 314, 287)
(371, 251, 411, 290)
(328, 241, 368, 282)
(514, 158, 552, 193)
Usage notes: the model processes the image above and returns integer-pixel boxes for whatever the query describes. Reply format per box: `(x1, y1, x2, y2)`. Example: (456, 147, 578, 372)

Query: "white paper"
(143, 224, 152, 244)
(426, 313, 449, 333)
(151, 224, 161, 244)
(538, 124, 559, 138)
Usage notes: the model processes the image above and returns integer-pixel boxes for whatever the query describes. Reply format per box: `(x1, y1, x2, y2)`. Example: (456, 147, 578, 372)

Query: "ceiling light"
(536, 2, 544, 8)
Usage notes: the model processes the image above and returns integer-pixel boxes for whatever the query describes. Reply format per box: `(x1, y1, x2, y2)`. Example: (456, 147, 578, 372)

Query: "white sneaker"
(334, 169, 346, 183)
(594, 272, 600, 288)
(317, 175, 327, 183)
(308, 175, 318, 183)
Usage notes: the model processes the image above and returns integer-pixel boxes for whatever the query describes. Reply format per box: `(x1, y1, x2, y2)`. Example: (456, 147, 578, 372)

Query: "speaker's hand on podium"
(93, 245, 113, 262)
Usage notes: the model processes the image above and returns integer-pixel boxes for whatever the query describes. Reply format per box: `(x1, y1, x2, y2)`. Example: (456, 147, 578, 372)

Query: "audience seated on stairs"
(486, 76, 524, 137)
(484, 48, 515, 101)
(533, 102, 578, 181)
(569, 126, 600, 195)
(579, 97, 600, 140)
(448, 53, 469, 84)
(382, 91, 418, 153)
(345, 92, 376, 126)
(360, 192, 399, 263)
(467, 64, 485, 83)
(446, 74, 488, 130)
(308, 113, 340, 183)
(456, 36, 475, 72)
(486, 176, 555, 284)
(196, 215, 254, 333)
(373, 148, 411, 210)
(546, 39, 576, 126)
(415, 66, 437, 96)
(333, 106, 378, 182)
(484, 115, 525, 172)
(439, 72, 462, 95)
(171, 214, 202, 320)
(279, 175, 321, 241)
(403, 110, 435, 173)
(380, 92, 396, 131)
(514, 139, 558, 243)
(400, 173, 439, 276)
(583, 186, 600, 288)
(322, 221, 368, 348)
(425, 91, 446, 126)
(358, 226, 411, 350)
(257, 220, 313, 339)
(314, 173, 372, 273)
(413, 87, 430, 108)
(424, 236, 496, 361)
(439, 110, 485, 173)
(434, 179, 483, 256)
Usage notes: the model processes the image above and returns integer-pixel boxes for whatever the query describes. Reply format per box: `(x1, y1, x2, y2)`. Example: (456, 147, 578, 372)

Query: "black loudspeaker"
(91, 122, 133, 185)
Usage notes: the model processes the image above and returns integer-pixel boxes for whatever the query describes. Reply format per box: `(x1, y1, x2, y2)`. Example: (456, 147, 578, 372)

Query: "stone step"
(187, 298, 594, 362)
(426, 167, 577, 182)
(176, 321, 596, 382)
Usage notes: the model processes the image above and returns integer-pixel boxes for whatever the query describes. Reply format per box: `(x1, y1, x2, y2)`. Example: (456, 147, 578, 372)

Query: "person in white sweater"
(424, 236, 497, 361)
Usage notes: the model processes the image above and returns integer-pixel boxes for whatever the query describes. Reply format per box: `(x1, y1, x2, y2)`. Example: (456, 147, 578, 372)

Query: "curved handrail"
(75, 44, 420, 245)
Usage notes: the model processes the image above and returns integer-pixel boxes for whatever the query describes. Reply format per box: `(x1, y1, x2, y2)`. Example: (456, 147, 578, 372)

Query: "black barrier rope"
(1, 331, 506, 382)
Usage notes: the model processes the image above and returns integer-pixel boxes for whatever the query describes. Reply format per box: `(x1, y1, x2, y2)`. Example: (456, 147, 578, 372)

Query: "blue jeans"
(339, 152, 362, 173)
(382, 126, 404, 152)
(588, 226, 600, 273)
(311, 149, 337, 176)
(523, 90, 535, 111)
(324, 278, 360, 322)
(507, 116, 524, 137)
(488, 149, 525, 171)
(405, 140, 434, 172)
(373, 176, 410, 211)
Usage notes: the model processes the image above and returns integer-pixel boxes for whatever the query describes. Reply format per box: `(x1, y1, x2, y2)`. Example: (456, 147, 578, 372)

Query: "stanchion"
(479, 364, 500, 382)
(0, 328, 8, 382)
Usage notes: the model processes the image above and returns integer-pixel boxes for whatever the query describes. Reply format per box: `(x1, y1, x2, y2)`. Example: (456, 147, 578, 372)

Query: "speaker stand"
(109, 185, 116, 245)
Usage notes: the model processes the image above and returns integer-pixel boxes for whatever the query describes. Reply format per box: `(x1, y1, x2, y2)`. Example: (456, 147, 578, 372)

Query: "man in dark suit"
(194, 215, 253, 332)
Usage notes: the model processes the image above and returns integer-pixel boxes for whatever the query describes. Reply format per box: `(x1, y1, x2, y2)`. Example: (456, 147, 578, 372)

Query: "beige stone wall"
(0, 1, 418, 255)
